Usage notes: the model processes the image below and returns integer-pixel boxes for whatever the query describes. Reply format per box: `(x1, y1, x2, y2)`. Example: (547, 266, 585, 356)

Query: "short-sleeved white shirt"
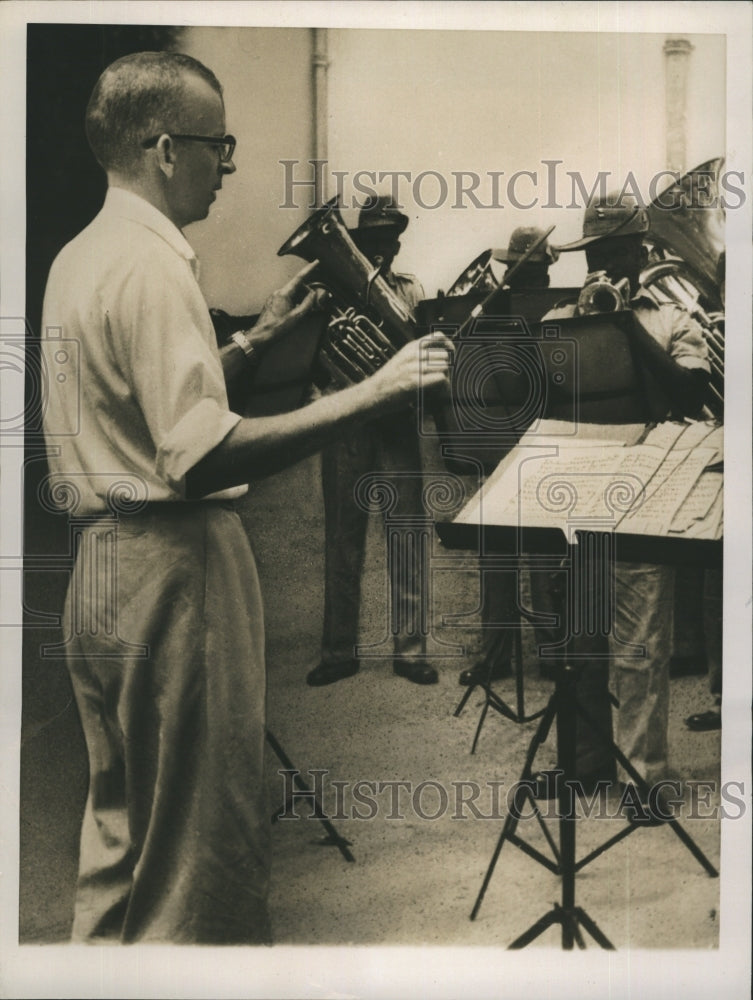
(41, 187, 247, 514)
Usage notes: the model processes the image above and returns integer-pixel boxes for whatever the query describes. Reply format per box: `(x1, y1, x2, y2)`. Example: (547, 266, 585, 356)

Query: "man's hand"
(247, 260, 323, 349)
(368, 332, 454, 407)
(189, 331, 455, 497)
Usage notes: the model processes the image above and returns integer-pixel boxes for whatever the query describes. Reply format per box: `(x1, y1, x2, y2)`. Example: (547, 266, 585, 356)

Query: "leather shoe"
(458, 659, 512, 687)
(393, 660, 438, 685)
(685, 709, 721, 731)
(306, 659, 359, 687)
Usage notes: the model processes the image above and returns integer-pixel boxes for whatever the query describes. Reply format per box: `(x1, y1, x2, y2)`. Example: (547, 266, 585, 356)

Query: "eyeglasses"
(141, 133, 236, 163)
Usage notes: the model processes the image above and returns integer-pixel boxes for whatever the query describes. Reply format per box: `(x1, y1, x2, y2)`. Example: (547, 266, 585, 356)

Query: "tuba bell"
(641, 157, 726, 418)
(277, 196, 418, 387)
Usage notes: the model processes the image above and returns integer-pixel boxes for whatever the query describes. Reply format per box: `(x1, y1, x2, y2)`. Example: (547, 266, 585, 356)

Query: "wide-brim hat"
(353, 194, 409, 236)
(493, 226, 559, 264)
(555, 194, 650, 252)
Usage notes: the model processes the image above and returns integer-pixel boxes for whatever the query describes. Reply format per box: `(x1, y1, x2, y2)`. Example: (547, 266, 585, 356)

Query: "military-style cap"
(556, 192, 650, 251)
(354, 194, 409, 235)
(493, 226, 559, 264)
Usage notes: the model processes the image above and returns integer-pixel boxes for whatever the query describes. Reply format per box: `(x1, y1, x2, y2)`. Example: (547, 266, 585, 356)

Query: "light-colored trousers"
(64, 503, 271, 944)
(575, 562, 675, 784)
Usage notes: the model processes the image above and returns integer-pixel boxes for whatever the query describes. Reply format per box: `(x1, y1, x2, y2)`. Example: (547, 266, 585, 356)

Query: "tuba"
(277, 196, 418, 387)
(641, 157, 725, 418)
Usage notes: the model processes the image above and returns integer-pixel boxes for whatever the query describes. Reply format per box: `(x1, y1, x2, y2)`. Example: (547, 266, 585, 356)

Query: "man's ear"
(155, 134, 177, 178)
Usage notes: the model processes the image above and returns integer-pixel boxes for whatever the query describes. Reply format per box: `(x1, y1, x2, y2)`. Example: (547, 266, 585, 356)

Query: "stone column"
(664, 37, 694, 176)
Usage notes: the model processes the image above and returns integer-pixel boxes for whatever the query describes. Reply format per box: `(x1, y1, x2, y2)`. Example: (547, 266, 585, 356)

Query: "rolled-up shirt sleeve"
(665, 303, 711, 372)
(111, 248, 242, 496)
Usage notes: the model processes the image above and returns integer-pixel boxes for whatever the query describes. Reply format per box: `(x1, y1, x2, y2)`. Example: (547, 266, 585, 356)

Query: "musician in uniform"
(40, 52, 452, 943)
(306, 195, 440, 686)
(543, 193, 711, 798)
(458, 225, 561, 687)
(685, 249, 725, 733)
(493, 224, 559, 291)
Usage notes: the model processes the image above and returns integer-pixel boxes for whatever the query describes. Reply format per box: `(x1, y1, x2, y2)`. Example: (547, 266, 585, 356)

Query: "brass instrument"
(277, 196, 418, 387)
(640, 258, 725, 417)
(576, 271, 631, 315)
(445, 225, 558, 338)
(641, 157, 725, 418)
(446, 249, 499, 297)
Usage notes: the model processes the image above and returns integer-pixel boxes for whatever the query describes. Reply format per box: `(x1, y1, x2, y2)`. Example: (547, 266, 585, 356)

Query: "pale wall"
(326, 28, 726, 295)
(181, 26, 315, 313)
(180, 26, 725, 307)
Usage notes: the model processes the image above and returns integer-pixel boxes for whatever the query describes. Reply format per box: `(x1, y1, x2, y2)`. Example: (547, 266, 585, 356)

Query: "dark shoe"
(394, 660, 438, 685)
(669, 654, 708, 678)
(685, 709, 722, 731)
(458, 659, 512, 687)
(306, 659, 360, 687)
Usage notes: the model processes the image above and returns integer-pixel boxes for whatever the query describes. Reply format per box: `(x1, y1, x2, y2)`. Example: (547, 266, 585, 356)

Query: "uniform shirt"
(544, 289, 711, 372)
(384, 269, 424, 315)
(41, 187, 246, 514)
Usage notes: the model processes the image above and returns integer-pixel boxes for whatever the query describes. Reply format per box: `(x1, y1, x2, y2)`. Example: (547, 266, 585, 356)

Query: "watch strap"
(230, 330, 256, 359)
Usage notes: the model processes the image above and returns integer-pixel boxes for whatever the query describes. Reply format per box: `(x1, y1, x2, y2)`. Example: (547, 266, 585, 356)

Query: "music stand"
(266, 729, 355, 864)
(433, 308, 663, 750)
(452, 595, 548, 754)
(435, 422, 722, 949)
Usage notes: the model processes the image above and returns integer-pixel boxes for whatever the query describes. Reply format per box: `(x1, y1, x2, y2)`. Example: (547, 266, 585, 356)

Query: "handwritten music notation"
(456, 419, 723, 542)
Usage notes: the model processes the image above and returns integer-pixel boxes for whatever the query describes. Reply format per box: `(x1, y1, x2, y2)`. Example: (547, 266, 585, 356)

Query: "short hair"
(85, 51, 223, 174)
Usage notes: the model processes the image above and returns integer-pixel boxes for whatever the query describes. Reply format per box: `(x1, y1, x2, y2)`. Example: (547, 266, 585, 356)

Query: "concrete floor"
(17, 435, 732, 995)
(249, 454, 723, 953)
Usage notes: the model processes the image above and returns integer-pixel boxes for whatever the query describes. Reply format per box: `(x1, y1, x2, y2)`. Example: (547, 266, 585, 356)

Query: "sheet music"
(669, 470, 724, 535)
(643, 420, 723, 462)
(456, 421, 723, 543)
(674, 487, 724, 539)
(640, 420, 691, 450)
(619, 446, 717, 534)
(471, 446, 629, 527)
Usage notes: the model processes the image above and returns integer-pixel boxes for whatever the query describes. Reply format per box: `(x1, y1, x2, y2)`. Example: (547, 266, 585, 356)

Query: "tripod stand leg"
(513, 626, 526, 719)
(509, 663, 615, 951)
(470, 698, 490, 755)
(508, 907, 562, 948)
(470, 693, 557, 920)
(510, 904, 615, 950)
(574, 907, 616, 949)
(453, 683, 476, 717)
(266, 729, 355, 863)
(575, 702, 719, 877)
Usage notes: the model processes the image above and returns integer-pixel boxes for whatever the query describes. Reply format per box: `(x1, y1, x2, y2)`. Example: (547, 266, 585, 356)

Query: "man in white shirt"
(41, 51, 452, 944)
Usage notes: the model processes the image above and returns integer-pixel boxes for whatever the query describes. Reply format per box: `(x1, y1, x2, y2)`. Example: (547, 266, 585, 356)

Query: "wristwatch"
(230, 330, 257, 361)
